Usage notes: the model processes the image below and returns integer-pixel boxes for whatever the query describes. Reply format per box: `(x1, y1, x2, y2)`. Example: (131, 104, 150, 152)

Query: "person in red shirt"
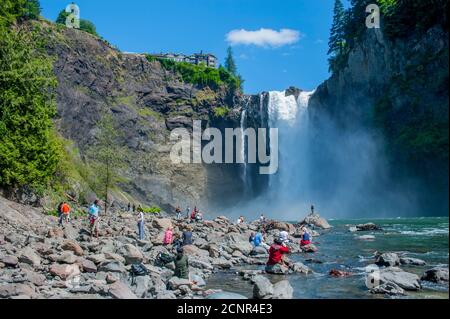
(58, 202, 71, 227)
(267, 238, 290, 266)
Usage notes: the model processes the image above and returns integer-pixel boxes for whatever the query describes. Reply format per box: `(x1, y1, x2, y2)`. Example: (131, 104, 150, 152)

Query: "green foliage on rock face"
(145, 54, 243, 92)
(327, 0, 449, 73)
(55, 9, 98, 37)
(212, 106, 230, 118)
(142, 206, 161, 214)
(0, 0, 41, 25)
(0, 3, 61, 191)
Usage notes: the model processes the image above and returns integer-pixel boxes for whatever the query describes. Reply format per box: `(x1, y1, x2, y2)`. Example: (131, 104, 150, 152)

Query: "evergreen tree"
(328, 0, 346, 56)
(224, 46, 237, 76)
(0, 1, 61, 190)
(86, 114, 126, 215)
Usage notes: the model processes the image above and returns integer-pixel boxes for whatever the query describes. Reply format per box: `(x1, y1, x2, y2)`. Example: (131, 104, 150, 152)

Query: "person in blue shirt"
(88, 200, 100, 239)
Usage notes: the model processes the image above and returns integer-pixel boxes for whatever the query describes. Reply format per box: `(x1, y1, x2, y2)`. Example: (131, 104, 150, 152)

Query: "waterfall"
(266, 90, 315, 205)
(240, 108, 247, 186)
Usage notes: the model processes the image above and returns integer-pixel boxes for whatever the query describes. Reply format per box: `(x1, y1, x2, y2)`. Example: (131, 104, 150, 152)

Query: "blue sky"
(40, 0, 336, 94)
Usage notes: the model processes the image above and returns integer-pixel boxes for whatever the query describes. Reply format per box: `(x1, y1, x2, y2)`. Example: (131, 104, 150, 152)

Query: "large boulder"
(98, 261, 127, 274)
(56, 251, 78, 264)
(121, 244, 144, 265)
(1, 255, 19, 268)
(49, 263, 81, 280)
(272, 280, 293, 299)
(152, 218, 173, 230)
(61, 240, 84, 256)
(182, 245, 209, 258)
(250, 246, 268, 256)
(80, 259, 98, 273)
(368, 267, 422, 291)
(301, 213, 331, 229)
(18, 247, 41, 267)
(0, 283, 36, 298)
(253, 275, 274, 299)
(301, 244, 318, 253)
(265, 263, 289, 275)
(421, 267, 449, 283)
(108, 281, 138, 299)
(265, 221, 296, 233)
(168, 277, 191, 290)
(375, 253, 400, 267)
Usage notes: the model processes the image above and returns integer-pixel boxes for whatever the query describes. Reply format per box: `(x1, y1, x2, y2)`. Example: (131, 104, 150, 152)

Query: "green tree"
(23, 0, 40, 20)
(86, 114, 126, 214)
(1, 0, 40, 25)
(328, 0, 346, 56)
(0, 5, 61, 191)
(56, 8, 98, 37)
(224, 46, 237, 76)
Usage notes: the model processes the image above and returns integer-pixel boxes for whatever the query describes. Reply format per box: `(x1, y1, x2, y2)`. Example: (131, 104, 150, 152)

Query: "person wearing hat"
(265, 238, 290, 274)
(174, 246, 189, 279)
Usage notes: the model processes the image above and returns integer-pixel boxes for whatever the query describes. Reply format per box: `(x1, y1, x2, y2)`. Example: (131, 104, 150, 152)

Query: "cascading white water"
(266, 90, 315, 207)
(240, 109, 247, 185)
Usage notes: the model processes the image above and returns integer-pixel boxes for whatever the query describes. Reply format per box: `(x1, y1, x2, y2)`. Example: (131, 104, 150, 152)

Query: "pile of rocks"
(0, 196, 309, 299)
(367, 251, 448, 296)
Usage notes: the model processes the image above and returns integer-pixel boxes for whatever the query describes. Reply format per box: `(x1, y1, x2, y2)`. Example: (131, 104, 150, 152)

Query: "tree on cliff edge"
(225, 46, 237, 76)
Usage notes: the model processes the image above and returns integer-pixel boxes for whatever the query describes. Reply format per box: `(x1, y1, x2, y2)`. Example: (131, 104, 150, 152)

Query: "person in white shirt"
(279, 230, 289, 245)
(137, 208, 145, 240)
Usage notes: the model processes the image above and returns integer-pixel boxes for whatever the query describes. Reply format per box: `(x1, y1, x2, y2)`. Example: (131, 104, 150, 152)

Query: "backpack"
(129, 263, 149, 285)
(155, 252, 174, 267)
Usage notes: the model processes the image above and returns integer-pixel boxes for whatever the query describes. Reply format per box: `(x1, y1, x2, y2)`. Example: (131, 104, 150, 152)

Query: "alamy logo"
(366, 4, 380, 29)
(169, 121, 279, 175)
(65, 3, 80, 29)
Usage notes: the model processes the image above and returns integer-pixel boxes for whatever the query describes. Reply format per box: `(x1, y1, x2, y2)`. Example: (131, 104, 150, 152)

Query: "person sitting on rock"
(299, 225, 312, 247)
(182, 226, 193, 246)
(174, 246, 189, 280)
(195, 211, 203, 223)
(265, 238, 290, 274)
(190, 207, 198, 222)
(249, 232, 256, 244)
(279, 230, 289, 244)
(163, 227, 174, 245)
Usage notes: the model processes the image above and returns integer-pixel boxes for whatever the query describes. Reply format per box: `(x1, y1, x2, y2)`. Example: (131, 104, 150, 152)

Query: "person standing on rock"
(61, 202, 71, 226)
(128, 202, 131, 212)
(185, 206, 190, 219)
(175, 206, 182, 220)
(174, 246, 189, 280)
(88, 200, 100, 239)
(311, 205, 315, 214)
(136, 207, 145, 240)
(57, 201, 64, 226)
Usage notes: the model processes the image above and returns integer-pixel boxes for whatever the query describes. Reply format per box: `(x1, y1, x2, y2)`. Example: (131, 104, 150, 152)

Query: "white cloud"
(226, 28, 302, 47)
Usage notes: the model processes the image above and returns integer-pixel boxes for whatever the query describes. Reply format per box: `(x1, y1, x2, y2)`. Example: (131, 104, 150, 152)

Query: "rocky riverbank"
(0, 196, 448, 299)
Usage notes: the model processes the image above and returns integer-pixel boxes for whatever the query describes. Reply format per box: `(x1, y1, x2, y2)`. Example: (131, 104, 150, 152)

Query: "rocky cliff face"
(309, 24, 449, 215)
(33, 21, 246, 213)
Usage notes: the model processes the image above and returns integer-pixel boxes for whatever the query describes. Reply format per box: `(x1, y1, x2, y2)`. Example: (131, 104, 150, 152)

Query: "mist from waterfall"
(227, 90, 418, 221)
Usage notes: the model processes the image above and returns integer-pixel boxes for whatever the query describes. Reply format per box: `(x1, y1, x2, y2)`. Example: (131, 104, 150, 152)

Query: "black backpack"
(129, 263, 149, 285)
(155, 252, 174, 266)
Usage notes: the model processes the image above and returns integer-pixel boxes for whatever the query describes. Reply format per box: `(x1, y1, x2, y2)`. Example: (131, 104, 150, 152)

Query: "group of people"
(175, 206, 203, 223)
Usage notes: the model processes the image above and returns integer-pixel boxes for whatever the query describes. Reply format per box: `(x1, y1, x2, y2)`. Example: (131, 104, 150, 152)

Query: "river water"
(206, 217, 449, 299)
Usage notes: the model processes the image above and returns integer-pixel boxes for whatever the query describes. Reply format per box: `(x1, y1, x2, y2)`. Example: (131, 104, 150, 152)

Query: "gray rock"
(421, 267, 449, 283)
(265, 263, 289, 274)
(375, 253, 400, 267)
(206, 292, 248, 299)
(291, 262, 312, 274)
(369, 267, 422, 291)
(253, 275, 274, 299)
(131, 275, 151, 298)
(190, 274, 206, 287)
(355, 223, 382, 231)
(400, 257, 427, 266)
(120, 244, 144, 265)
(18, 247, 41, 267)
(370, 282, 405, 296)
(302, 213, 331, 229)
(272, 280, 294, 299)
(168, 277, 191, 290)
(81, 259, 98, 273)
(57, 251, 78, 264)
(98, 261, 127, 274)
(1, 255, 19, 267)
(0, 283, 36, 298)
(108, 281, 138, 299)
